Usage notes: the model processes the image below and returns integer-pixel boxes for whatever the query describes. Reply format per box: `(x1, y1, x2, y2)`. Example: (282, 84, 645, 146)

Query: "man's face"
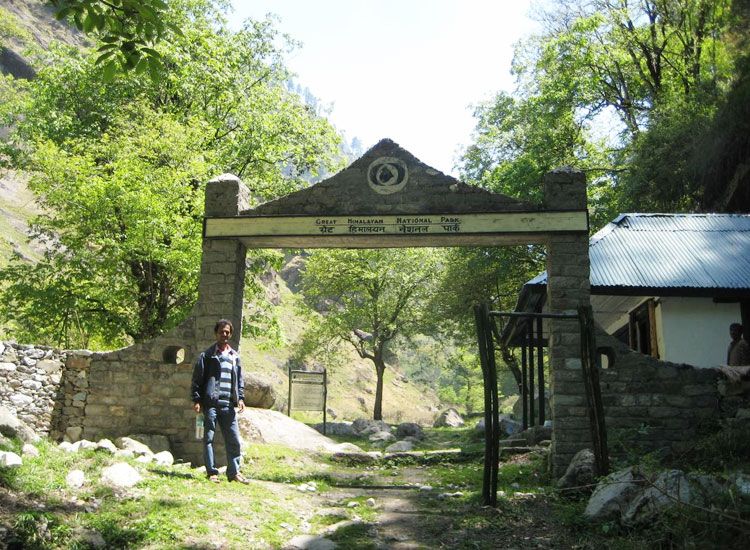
(730, 325, 743, 341)
(216, 325, 232, 345)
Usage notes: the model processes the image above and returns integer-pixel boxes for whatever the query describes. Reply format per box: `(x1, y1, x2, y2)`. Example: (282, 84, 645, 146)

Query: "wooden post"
(578, 305, 609, 476)
(537, 316, 545, 426)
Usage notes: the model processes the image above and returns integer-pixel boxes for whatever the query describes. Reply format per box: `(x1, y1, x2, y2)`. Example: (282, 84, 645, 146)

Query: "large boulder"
(433, 408, 464, 428)
(623, 470, 724, 526)
(584, 467, 646, 521)
(239, 408, 339, 452)
(243, 373, 277, 409)
(395, 422, 424, 440)
(313, 422, 355, 437)
(351, 418, 390, 436)
(557, 448, 597, 494)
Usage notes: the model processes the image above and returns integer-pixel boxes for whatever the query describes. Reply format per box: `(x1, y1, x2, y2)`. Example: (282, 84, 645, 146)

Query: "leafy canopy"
(0, 0, 343, 348)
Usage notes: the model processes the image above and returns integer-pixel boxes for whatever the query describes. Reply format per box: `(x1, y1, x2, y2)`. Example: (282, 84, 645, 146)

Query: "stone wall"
(0, 341, 85, 440)
(596, 329, 722, 457)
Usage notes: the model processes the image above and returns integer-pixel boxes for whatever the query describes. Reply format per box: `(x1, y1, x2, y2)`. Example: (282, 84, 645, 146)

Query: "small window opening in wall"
(596, 346, 616, 369)
(163, 346, 185, 365)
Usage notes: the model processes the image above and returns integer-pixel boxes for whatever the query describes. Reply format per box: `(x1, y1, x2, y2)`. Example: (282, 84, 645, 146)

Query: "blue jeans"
(203, 406, 242, 479)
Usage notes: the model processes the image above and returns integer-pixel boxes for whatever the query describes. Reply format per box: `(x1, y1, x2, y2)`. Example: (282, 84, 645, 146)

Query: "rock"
(395, 422, 423, 440)
(71, 528, 106, 549)
(136, 455, 153, 464)
(556, 449, 597, 494)
(10, 393, 33, 407)
(329, 442, 363, 453)
(66, 470, 86, 488)
(153, 451, 174, 466)
(125, 434, 170, 454)
(433, 408, 464, 428)
(731, 472, 750, 497)
(366, 498, 376, 507)
(239, 408, 339, 452)
(584, 467, 646, 521)
(66, 426, 83, 442)
(0, 405, 21, 438)
(101, 462, 142, 488)
(115, 436, 155, 456)
(243, 373, 277, 409)
(21, 443, 39, 457)
(622, 470, 717, 526)
(58, 441, 77, 453)
(314, 422, 355, 437)
(0, 451, 22, 468)
(351, 418, 390, 436)
(21, 379, 42, 390)
(368, 431, 396, 443)
(37, 359, 63, 374)
(0, 362, 16, 372)
(74, 440, 98, 452)
(0, 405, 39, 443)
(280, 255, 306, 292)
(96, 439, 118, 454)
(283, 534, 336, 550)
(499, 415, 522, 436)
(385, 440, 414, 452)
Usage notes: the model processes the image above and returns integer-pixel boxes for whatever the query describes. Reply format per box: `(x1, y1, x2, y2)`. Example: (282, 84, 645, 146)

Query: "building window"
(628, 299, 659, 358)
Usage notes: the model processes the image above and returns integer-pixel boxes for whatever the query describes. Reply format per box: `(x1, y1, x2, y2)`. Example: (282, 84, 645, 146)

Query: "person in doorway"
(727, 323, 750, 366)
(191, 318, 250, 483)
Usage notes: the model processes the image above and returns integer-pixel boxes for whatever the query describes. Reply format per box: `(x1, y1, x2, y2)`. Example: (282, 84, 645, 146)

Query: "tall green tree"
(299, 248, 440, 421)
(0, 0, 342, 348)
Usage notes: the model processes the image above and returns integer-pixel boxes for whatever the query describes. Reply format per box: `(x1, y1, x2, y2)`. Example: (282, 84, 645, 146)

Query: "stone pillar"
(196, 173, 250, 349)
(543, 167, 591, 477)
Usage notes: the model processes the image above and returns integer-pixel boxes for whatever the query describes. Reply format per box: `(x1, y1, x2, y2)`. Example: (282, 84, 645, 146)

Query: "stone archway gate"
(71, 139, 591, 475)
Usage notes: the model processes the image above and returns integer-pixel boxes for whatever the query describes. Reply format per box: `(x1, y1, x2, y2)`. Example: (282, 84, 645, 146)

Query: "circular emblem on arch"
(367, 157, 409, 195)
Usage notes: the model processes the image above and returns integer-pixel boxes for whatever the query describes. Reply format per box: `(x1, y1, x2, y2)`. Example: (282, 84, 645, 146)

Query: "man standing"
(191, 319, 250, 483)
(727, 323, 750, 366)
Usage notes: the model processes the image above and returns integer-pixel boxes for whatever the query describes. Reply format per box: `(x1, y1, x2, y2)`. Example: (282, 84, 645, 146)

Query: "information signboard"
(288, 368, 328, 433)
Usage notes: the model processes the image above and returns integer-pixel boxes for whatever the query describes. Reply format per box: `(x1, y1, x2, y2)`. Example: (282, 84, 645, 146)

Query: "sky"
(229, 1, 538, 176)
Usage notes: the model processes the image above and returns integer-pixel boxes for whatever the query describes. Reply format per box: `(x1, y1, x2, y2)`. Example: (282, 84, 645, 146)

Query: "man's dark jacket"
(191, 343, 244, 407)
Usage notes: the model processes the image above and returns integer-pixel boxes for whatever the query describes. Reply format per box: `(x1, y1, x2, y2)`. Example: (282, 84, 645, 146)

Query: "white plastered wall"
(654, 297, 740, 367)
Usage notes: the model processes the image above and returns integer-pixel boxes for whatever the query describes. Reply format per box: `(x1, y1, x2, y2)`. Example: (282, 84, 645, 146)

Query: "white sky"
(229, 1, 538, 176)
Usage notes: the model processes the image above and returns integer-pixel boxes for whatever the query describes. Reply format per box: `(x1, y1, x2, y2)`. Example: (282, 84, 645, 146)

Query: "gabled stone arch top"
(203, 139, 588, 248)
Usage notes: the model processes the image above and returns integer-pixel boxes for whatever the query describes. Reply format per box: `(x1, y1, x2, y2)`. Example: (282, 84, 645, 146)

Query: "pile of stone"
(314, 418, 425, 453)
(0, 341, 70, 437)
(58, 435, 175, 467)
(584, 466, 750, 526)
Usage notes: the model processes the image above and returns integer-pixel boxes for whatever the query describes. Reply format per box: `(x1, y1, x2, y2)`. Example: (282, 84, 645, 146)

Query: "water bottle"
(195, 414, 204, 440)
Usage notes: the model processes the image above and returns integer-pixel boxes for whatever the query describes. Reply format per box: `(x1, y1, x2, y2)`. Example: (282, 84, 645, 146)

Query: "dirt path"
(283, 459, 584, 550)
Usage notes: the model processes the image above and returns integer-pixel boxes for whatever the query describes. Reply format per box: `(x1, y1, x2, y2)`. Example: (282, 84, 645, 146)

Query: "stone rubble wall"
(0, 341, 78, 439)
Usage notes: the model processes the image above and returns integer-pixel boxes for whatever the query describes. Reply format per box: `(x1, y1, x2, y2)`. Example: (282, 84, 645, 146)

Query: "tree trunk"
(372, 350, 386, 421)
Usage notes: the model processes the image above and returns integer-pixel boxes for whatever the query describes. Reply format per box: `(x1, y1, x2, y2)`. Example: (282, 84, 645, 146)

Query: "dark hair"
(214, 319, 234, 335)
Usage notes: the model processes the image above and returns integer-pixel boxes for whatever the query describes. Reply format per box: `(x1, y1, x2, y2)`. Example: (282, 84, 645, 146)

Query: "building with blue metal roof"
(505, 213, 750, 367)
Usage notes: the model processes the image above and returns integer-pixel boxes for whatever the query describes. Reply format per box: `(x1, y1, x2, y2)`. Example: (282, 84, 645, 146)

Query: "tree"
(48, 0, 179, 79)
(300, 249, 440, 420)
(0, 0, 343, 347)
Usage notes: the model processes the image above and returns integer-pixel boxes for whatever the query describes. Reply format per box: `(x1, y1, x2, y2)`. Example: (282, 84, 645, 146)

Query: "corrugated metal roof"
(529, 213, 750, 290)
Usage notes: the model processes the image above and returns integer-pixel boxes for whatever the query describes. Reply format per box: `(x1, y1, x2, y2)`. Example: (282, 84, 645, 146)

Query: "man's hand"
(238, 400, 245, 413)
(193, 402, 201, 413)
